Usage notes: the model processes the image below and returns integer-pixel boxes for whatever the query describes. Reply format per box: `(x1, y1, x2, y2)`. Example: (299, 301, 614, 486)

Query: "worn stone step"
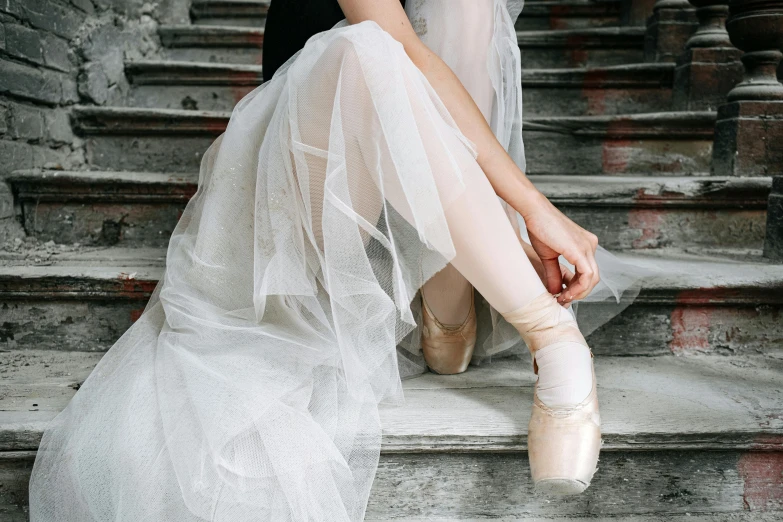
(4, 170, 769, 252)
(518, 27, 645, 67)
(159, 25, 265, 65)
(1, 248, 781, 355)
(125, 60, 262, 111)
(1, 354, 781, 517)
(188, 0, 623, 31)
(158, 24, 645, 67)
(523, 63, 674, 116)
(190, 0, 270, 27)
(69, 106, 715, 175)
(124, 60, 674, 116)
(515, 0, 623, 30)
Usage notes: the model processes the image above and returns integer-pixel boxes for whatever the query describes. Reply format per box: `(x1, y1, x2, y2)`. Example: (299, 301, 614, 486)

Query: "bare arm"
(337, 0, 599, 302)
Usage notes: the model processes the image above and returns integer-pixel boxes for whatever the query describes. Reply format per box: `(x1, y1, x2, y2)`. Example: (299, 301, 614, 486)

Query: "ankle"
(500, 292, 587, 354)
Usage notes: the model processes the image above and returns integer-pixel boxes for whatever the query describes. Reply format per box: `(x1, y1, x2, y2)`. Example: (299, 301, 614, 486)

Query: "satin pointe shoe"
(501, 292, 601, 495)
(420, 290, 477, 375)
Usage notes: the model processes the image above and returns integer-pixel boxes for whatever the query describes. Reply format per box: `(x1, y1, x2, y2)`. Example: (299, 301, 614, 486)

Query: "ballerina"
(29, 0, 650, 519)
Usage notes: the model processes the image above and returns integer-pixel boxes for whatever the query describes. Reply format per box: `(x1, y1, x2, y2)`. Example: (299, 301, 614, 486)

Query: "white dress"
(29, 1, 648, 520)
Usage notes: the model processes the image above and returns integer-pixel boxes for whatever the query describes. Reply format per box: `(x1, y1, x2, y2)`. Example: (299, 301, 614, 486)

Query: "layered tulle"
(30, 1, 650, 520)
(30, 20, 484, 521)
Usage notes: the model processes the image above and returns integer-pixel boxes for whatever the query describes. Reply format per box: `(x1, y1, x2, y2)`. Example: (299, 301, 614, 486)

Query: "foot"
(420, 290, 477, 375)
(501, 291, 600, 495)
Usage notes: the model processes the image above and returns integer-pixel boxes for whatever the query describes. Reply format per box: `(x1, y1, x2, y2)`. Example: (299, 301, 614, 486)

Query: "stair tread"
(157, 24, 642, 47)
(69, 105, 716, 138)
(6, 169, 771, 204)
(125, 59, 674, 87)
(1, 351, 781, 453)
(1, 247, 782, 296)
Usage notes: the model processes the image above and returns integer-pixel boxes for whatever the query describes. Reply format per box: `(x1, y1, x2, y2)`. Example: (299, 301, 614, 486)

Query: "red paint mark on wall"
(602, 139, 631, 173)
(583, 68, 609, 115)
(130, 308, 144, 323)
(627, 207, 663, 249)
(550, 6, 571, 30)
(738, 452, 783, 511)
(669, 305, 711, 355)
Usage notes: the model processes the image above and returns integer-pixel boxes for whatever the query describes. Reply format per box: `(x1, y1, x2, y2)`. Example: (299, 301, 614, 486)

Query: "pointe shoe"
(502, 292, 601, 495)
(420, 290, 477, 375)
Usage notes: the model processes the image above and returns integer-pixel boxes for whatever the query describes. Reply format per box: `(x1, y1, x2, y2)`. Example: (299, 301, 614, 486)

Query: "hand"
(519, 192, 600, 305)
(518, 238, 576, 307)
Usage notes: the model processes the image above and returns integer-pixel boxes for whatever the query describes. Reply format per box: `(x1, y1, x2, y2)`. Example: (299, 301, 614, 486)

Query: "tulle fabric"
(30, 1, 650, 520)
(30, 19, 476, 522)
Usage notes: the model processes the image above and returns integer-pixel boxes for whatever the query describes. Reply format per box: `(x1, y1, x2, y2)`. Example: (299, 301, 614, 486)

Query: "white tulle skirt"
(29, 8, 649, 522)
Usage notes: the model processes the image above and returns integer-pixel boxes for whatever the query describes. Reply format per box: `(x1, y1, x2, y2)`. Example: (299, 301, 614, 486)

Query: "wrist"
(514, 181, 550, 221)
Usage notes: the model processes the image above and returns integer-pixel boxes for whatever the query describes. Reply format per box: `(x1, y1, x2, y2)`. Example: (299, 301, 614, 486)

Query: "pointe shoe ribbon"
(420, 291, 477, 375)
(501, 292, 601, 496)
(500, 292, 587, 374)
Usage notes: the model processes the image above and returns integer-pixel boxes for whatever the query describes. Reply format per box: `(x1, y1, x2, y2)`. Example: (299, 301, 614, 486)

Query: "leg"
(416, 0, 496, 325)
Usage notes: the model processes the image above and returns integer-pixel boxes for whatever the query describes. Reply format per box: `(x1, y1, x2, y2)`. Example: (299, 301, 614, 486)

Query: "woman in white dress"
(29, 0, 650, 519)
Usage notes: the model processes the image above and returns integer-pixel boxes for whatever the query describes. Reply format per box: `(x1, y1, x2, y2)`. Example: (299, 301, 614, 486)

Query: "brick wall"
(0, 0, 188, 242)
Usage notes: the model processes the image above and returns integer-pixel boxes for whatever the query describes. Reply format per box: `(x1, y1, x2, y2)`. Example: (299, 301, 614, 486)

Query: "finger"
(560, 264, 575, 286)
(585, 248, 601, 297)
(573, 248, 600, 300)
(541, 257, 564, 295)
(559, 256, 593, 303)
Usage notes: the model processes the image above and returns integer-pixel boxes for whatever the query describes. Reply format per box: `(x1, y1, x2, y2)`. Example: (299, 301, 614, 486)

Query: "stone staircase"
(1, 0, 782, 520)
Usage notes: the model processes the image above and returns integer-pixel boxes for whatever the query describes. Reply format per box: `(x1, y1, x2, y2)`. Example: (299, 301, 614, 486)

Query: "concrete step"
(68, 106, 715, 175)
(124, 59, 674, 116)
(188, 0, 623, 31)
(158, 24, 645, 68)
(4, 170, 769, 251)
(1, 354, 781, 517)
(1, 248, 781, 355)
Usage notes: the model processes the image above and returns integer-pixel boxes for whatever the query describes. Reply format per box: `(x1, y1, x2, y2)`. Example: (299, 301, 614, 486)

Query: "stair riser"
(587, 302, 783, 357)
(126, 83, 673, 116)
(1, 300, 146, 352)
(524, 87, 672, 117)
(524, 133, 712, 175)
(367, 450, 783, 518)
(516, 15, 622, 31)
(2, 293, 780, 356)
(3, 450, 782, 517)
(18, 201, 188, 247)
(79, 133, 712, 176)
(565, 206, 766, 251)
(82, 136, 215, 174)
(13, 197, 766, 251)
(519, 46, 644, 68)
(160, 46, 644, 68)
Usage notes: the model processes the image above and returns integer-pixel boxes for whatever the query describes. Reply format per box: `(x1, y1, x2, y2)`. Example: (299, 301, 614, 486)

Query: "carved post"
(645, 0, 699, 62)
(713, 0, 783, 176)
(672, 0, 744, 109)
(765, 177, 783, 261)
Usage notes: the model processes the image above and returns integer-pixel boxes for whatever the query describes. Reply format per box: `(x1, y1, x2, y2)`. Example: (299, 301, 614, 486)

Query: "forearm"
(337, 0, 547, 218)
(405, 46, 547, 218)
